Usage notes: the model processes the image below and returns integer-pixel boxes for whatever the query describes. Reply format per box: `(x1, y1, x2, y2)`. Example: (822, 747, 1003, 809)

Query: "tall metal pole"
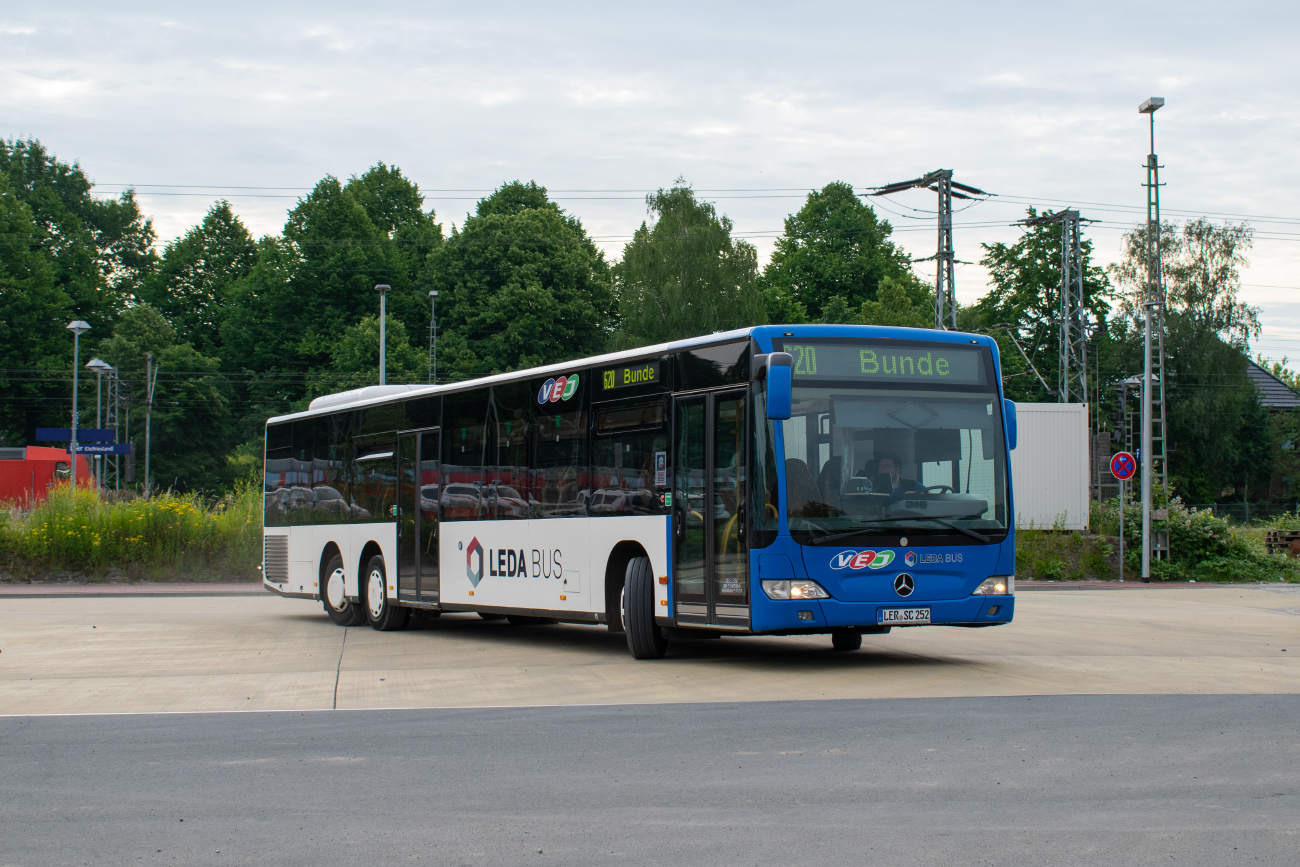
(376, 284, 391, 385)
(428, 290, 438, 384)
(66, 321, 91, 491)
(1139, 97, 1164, 583)
(935, 171, 956, 330)
(94, 368, 102, 488)
(144, 352, 154, 497)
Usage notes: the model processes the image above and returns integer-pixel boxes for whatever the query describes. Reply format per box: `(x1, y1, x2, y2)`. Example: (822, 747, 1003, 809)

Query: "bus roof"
(267, 323, 995, 425)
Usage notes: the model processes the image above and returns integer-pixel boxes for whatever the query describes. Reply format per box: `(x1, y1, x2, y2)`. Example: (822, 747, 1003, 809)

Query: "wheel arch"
(357, 540, 385, 597)
(318, 541, 343, 593)
(605, 540, 650, 632)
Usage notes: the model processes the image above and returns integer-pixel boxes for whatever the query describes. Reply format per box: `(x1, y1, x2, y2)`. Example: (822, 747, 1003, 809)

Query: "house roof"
(1247, 360, 1300, 409)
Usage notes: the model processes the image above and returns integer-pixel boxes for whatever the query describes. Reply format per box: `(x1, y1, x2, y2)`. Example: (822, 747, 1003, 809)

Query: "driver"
(874, 455, 923, 496)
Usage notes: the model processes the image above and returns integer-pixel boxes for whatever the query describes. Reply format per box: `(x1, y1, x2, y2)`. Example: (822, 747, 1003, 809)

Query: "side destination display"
(601, 360, 660, 391)
(779, 341, 987, 386)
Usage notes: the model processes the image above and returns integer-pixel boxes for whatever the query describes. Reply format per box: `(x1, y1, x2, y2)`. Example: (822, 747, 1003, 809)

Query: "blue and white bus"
(262, 325, 1016, 658)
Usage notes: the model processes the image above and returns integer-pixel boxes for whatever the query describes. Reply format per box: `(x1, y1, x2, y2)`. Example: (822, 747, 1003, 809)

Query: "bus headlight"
(762, 579, 830, 600)
(973, 575, 1014, 596)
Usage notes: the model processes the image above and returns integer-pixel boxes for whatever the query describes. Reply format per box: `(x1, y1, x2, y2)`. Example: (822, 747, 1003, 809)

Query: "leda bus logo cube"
(537, 374, 580, 405)
(829, 550, 896, 571)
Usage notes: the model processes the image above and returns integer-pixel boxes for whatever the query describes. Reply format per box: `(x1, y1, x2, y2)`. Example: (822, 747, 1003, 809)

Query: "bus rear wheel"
(364, 554, 409, 632)
(322, 553, 366, 626)
(831, 630, 862, 652)
(624, 556, 668, 659)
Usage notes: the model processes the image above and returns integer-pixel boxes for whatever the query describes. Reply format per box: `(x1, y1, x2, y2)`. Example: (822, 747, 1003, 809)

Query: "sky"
(4, 0, 1298, 361)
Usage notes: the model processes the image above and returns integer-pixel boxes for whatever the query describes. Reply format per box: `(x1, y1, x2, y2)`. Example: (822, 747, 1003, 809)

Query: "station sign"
(36, 427, 115, 442)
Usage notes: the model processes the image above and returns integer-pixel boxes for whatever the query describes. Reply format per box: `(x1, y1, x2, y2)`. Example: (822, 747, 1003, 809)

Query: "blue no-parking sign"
(1110, 451, 1136, 481)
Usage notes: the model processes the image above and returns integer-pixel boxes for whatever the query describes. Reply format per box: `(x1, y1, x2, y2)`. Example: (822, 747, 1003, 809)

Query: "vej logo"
(537, 374, 580, 405)
(466, 537, 484, 587)
(829, 550, 896, 571)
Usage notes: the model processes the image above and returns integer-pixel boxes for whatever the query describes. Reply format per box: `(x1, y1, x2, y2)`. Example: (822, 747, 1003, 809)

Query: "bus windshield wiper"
(806, 517, 990, 545)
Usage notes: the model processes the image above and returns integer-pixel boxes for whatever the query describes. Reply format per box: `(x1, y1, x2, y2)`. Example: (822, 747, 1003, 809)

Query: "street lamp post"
(86, 358, 112, 490)
(375, 284, 391, 385)
(1139, 96, 1165, 584)
(66, 321, 91, 491)
(428, 290, 438, 384)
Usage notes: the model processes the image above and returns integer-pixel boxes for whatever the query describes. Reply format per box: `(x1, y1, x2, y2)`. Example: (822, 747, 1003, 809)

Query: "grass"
(0, 481, 262, 582)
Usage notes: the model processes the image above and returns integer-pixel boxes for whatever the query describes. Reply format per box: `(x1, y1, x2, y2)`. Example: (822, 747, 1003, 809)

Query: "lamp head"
(86, 358, 112, 372)
(429, 290, 438, 297)
(1139, 97, 1165, 114)
(67, 320, 91, 336)
(375, 283, 391, 294)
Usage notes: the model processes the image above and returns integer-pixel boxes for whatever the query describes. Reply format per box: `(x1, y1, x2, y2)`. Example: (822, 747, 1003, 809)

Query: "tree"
(138, 201, 257, 356)
(759, 182, 921, 322)
(426, 181, 615, 378)
(971, 209, 1111, 401)
(1107, 218, 1267, 502)
(329, 315, 424, 389)
(612, 183, 764, 349)
(0, 174, 69, 446)
(97, 306, 234, 492)
(0, 138, 157, 328)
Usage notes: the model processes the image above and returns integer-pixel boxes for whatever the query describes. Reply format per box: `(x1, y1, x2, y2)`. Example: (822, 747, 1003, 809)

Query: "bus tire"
(624, 556, 668, 659)
(831, 630, 862, 651)
(364, 554, 408, 631)
(322, 553, 366, 626)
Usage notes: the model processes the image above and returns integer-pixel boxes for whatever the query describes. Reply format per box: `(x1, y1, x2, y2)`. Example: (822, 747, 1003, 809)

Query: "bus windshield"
(775, 339, 1008, 545)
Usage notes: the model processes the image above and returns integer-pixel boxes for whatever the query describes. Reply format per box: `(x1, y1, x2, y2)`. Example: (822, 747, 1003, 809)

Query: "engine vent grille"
(263, 535, 289, 583)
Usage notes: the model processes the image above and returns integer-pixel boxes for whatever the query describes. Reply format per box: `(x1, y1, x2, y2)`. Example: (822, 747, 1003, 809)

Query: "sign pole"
(1119, 480, 1124, 583)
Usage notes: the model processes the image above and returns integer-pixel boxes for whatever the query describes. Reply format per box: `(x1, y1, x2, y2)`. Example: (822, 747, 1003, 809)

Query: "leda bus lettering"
(601, 360, 661, 390)
(781, 342, 985, 386)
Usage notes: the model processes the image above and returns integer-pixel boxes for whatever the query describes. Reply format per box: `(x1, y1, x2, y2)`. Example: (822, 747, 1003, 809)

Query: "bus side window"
(442, 388, 489, 521)
(530, 374, 589, 519)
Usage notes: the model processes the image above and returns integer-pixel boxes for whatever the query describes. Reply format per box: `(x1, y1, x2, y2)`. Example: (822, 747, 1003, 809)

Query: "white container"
(1011, 403, 1090, 531)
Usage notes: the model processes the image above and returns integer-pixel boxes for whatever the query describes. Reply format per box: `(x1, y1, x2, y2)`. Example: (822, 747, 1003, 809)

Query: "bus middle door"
(672, 389, 749, 628)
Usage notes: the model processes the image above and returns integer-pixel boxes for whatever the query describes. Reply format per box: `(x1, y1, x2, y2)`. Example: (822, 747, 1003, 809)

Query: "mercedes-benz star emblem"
(893, 573, 915, 597)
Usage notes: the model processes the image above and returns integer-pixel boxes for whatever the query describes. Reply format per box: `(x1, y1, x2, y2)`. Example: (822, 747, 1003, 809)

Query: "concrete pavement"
(2, 586, 1298, 715)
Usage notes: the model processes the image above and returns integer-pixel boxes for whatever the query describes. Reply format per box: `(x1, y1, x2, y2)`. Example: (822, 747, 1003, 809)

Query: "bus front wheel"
(364, 554, 409, 632)
(623, 556, 668, 659)
(322, 553, 366, 626)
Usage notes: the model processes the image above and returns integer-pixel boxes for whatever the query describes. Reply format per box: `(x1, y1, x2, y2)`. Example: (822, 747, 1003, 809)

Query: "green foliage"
(138, 201, 257, 356)
(426, 182, 614, 378)
(759, 182, 919, 323)
(971, 208, 1111, 402)
(1090, 495, 1295, 582)
(329, 314, 425, 388)
(818, 277, 933, 329)
(97, 306, 234, 493)
(612, 183, 764, 349)
(0, 482, 261, 580)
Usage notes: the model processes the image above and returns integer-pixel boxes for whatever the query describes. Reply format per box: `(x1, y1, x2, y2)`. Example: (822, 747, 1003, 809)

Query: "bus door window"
(713, 395, 748, 606)
(491, 383, 531, 519)
(397, 434, 419, 598)
(592, 399, 667, 516)
(672, 397, 707, 608)
(418, 430, 440, 600)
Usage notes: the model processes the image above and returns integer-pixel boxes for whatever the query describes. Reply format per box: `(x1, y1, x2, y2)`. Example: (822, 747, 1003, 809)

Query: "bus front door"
(397, 429, 440, 603)
(673, 390, 749, 628)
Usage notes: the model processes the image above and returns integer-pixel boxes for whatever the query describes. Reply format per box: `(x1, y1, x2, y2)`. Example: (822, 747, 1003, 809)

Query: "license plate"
(879, 607, 931, 625)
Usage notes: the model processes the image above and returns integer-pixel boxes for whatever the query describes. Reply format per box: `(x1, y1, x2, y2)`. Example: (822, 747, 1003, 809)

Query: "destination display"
(601, 360, 661, 391)
(777, 341, 987, 386)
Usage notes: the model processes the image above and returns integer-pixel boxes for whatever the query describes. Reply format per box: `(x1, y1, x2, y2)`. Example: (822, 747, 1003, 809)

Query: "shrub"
(0, 481, 261, 581)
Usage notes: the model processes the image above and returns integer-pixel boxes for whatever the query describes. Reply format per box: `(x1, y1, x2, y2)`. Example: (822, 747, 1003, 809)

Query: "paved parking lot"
(2, 586, 1298, 715)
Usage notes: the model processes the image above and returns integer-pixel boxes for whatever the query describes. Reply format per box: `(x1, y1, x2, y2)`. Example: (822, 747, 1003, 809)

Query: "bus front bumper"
(748, 594, 1014, 634)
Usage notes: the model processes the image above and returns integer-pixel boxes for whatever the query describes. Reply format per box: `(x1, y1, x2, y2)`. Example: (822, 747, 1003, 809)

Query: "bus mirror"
(766, 353, 793, 420)
(1003, 399, 1017, 450)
